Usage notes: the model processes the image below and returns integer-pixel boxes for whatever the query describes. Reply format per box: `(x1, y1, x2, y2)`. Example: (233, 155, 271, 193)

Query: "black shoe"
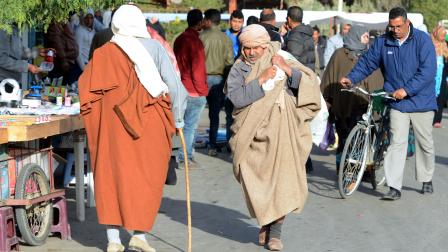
(421, 181, 433, 194)
(306, 158, 313, 173)
(381, 187, 401, 200)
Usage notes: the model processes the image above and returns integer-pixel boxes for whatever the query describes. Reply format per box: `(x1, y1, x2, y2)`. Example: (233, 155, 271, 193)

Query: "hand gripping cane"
(178, 128, 192, 252)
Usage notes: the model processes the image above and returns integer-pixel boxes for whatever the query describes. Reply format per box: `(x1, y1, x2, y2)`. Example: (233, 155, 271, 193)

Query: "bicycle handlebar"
(341, 86, 396, 100)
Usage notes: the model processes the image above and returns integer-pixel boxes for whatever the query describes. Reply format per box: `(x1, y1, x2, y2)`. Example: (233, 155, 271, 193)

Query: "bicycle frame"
(338, 86, 394, 197)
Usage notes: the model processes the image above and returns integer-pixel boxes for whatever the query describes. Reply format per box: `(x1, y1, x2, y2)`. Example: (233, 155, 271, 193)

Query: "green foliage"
(371, 0, 406, 12)
(181, 0, 225, 10)
(346, 0, 376, 12)
(410, 0, 448, 30)
(285, 0, 333, 10)
(162, 19, 188, 46)
(0, 0, 126, 33)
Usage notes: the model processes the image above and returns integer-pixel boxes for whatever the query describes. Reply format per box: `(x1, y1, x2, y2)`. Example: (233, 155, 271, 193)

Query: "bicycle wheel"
(14, 163, 53, 246)
(338, 124, 370, 198)
(372, 128, 388, 187)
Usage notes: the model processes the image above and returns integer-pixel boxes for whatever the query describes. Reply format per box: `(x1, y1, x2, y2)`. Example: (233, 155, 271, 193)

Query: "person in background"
(146, 22, 180, 76)
(89, 13, 114, 60)
(102, 9, 113, 28)
(0, 25, 41, 81)
(246, 15, 259, 25)
(226, 24, 320, 251)
(78, 4, 187, 252)
(94, 10, 103, 23)
(324, 22, 351, 67)
(74, 10, 95, 79)
(283, 6, 315, 71)
(312, 25, 326, 78)
(226, 10, 244, 59)
(431, 25, 448, 128)
(174, 9, 208, 168)
(69, 12, 80, 33)
(45, 21, 79, 85)
(283, 6, 316, 173)
(200, 9, 234, 156)
(259, 8, 283, 46)
(148, 16, 166, 39)
(321, 24, 383, 175)
(340, 7, 437, 200)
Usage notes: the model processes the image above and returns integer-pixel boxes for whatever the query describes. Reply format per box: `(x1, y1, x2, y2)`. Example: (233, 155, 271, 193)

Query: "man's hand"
(392, 88, 407, 100)
(340, 77, 352, 88)
(258, 66, 277, 85)
(28, 64, 41, 74)
(272, 55, 292, 76)
(279, 23, 289, 36)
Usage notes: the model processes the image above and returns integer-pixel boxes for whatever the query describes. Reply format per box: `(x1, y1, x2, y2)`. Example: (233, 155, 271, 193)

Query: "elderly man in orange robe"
(78, 4, 187, 252)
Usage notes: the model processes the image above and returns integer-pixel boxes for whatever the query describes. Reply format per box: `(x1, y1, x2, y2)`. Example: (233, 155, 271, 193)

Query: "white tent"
(242, 9, 425, 31)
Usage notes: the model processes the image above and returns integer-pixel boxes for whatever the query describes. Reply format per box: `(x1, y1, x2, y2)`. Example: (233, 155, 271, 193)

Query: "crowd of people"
(1, 3, 447, 252)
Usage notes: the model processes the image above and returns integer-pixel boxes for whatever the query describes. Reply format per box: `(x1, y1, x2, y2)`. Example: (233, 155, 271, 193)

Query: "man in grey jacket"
(283, 6, 315, 71)
(0, 27, 41, 82)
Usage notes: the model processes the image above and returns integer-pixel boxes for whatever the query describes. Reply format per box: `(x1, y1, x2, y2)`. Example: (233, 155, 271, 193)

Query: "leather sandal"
(267, 237, 284, 251)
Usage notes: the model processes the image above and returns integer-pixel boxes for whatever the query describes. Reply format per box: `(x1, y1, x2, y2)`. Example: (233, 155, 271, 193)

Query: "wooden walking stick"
(178, 128, 192, 252)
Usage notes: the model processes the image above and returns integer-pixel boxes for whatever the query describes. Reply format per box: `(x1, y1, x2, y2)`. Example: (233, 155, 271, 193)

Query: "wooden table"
(0, 115, 92, 221)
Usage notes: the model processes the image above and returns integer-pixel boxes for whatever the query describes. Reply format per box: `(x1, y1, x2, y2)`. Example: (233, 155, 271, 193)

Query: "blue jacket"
(348, 24, 437, 112)
(225, 29, 240, 60)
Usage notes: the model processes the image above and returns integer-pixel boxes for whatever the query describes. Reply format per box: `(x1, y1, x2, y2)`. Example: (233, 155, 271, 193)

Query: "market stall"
(0, 93, 91, 249)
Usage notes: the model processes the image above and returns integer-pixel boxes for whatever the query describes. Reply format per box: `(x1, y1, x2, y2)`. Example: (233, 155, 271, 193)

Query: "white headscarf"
(111, 4, 169, 98)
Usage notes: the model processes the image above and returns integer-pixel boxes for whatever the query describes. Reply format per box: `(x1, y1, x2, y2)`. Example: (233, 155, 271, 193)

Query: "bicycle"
(338, 86, 395, 199)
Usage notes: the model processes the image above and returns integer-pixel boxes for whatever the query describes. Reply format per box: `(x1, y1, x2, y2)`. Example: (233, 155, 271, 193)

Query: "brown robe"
(321, 48, 384, 120)
(78, 43, 175, 231)
(229, 43, 321, 226)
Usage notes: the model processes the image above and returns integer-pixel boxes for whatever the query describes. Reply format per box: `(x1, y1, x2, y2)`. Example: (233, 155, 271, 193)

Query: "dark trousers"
(434, 80, 447, 124)
(206, 75, 234, 149)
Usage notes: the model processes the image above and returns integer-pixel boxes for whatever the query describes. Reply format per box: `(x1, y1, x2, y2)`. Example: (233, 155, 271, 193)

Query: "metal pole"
(74, 130, 85, 221)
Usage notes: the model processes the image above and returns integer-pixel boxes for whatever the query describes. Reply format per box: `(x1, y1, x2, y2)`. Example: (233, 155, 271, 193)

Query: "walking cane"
(178, 128, 192, 252)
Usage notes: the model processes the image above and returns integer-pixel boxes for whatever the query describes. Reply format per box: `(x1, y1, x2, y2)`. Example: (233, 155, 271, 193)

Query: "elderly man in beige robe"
(225, 24, 321, 251)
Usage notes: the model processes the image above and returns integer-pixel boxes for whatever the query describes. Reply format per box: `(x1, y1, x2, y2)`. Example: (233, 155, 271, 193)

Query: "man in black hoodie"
(283, 6, 315, 70)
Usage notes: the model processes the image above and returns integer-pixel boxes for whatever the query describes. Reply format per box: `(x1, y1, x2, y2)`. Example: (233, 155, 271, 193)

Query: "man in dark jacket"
(259, 8, 283, 46)
(45, 22, 79, 84)
(341, 7, 437, 200)
(283, 5, 316, 173)
(283, 6, 315, 70)
(312, 26, 326, 78)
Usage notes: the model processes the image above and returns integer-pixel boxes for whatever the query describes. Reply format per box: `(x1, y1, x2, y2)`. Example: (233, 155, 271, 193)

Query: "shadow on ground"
(63, 188, 123, 251)
(195, 146, 233, 164)
(159, 198, 258, 245)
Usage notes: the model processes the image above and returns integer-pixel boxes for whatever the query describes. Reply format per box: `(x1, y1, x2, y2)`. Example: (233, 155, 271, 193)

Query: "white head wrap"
(111, 4, 169, 97)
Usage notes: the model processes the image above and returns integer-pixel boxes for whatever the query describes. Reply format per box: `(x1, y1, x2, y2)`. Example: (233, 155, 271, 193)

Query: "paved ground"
(21, 109, 448, 252)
